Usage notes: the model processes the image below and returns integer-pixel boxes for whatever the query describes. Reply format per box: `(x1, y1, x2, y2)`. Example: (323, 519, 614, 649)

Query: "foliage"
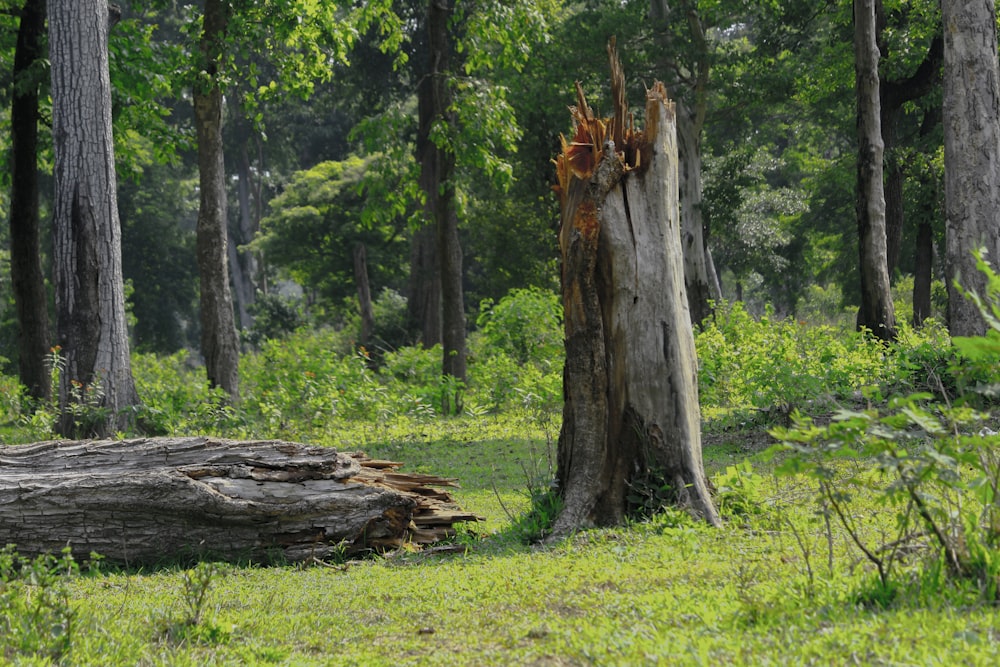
(476, 288, 562, 365)
(770, 256, 1000, 596)
(0, 546, 88, 663)
(155, 562, 231, 646)
(243, 292, 306, 348)
(253, 157, 407, 315)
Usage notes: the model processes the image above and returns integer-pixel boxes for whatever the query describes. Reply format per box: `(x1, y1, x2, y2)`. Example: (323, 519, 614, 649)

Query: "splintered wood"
(0, 437, 478, 565)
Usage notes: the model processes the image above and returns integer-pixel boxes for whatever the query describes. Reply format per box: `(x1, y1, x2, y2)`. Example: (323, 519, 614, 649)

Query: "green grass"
(2, 293, 997, 664)
(0, 415, 995, 665)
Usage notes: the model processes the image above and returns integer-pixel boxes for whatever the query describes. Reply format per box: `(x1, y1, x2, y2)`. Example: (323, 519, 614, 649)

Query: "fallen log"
(0, 437, 478, 565)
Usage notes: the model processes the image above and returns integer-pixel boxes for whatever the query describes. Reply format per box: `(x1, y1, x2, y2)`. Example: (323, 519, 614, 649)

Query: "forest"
(1, 0, 1000, 664)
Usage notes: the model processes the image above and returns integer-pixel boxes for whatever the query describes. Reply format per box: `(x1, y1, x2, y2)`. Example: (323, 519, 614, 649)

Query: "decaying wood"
(551, 40, 720, 535)
(0, 437, 478, 565)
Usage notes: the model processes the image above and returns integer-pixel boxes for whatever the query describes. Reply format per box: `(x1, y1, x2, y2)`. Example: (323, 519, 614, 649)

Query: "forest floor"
(3, 412, 995, 666)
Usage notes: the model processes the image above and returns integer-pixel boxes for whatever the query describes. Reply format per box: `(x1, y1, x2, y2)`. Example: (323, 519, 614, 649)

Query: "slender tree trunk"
(407, 225, 441, 346)
(418, 0, 465, 412)
(942, 0, 1000, 337)
(194, 0, 240, 400)
(9, 0, 50, 401)
(50, 0, 139, 437)
(854, 0, 897, 341)
(877, 18, 944, 276)
(676, 107, 715, 326)
(354, 243, 375, 345)
(229, 136, 260, 331)
(551, 45, 719, 537)
(913, 221, 934, 325)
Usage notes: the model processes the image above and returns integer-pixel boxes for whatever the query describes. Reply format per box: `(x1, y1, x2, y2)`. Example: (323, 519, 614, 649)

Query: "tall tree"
(49, 0, 140, 436)
(418, 0, 465, 411)
(8, 0, 49, 400)
(193, 0, 240, 400)
(942, 0, 1000, 336)
(854, 0, 896, 340)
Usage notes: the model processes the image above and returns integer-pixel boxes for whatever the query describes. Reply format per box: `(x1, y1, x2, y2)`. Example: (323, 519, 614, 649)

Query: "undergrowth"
(1, 284, 999, 663)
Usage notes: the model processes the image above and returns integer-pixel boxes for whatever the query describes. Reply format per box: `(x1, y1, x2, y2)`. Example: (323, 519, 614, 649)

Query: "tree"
(7, 0, 49, 400)
(551, 43, 719, 536)
(854, 0, 896, 340)
(49, 0, 140, 436)
(418, 0, 465, 412)
(253, 158, 406, 319)
(193, 0, 240, 401)
(942, 0, 1000, 337)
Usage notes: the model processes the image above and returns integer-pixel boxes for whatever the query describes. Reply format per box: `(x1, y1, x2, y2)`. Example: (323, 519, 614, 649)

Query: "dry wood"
(0, 437, 477, 565)
(551, 40, 719, 534)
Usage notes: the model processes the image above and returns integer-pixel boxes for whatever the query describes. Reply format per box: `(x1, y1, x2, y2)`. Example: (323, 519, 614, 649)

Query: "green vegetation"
(2, 280, 1000, 664)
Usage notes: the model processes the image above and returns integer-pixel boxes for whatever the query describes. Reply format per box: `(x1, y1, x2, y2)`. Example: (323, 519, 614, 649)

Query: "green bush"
(476, 287, 562, 365)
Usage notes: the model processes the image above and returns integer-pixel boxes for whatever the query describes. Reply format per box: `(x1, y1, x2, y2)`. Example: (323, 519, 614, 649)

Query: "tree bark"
(9, 0, 50, 402)
(551, 44, 720, 536)
(195, 0, 241, 400)
(942, 0, 1000, 337)
(854, 0, 897, 341)
(50, 0, 140, 437)
(0, 437, 477, 565)
(418, 0, 466, 412)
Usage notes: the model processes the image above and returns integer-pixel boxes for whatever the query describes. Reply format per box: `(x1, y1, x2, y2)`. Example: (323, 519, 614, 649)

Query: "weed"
(0, 546, 84, 663)
(155, 562, 231, 646)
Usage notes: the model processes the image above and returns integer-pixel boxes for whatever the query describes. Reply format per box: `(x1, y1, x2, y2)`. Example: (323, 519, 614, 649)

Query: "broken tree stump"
(550, 40, 720, 535)
(0, 437, 478, 565)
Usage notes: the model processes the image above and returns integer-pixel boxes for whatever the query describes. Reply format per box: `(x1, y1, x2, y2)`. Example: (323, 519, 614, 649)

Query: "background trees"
(0, 0, 996, 410)
(49, 0, 139, 436)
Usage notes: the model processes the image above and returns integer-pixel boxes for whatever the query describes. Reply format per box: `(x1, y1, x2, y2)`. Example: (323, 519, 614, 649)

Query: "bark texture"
(942, 0, 1000, 337)
(9, 0, 50, 401)
(418, 0, 466, 411)
(551, 44, 720, 536)
(854, 0, 897, 341)
(50, 0, 139, 436)
(0, 437, 477, 564)
(195, 0, 241, 399)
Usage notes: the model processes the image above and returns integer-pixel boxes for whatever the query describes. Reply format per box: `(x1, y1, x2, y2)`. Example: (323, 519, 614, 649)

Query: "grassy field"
(2, 411, 996, 666)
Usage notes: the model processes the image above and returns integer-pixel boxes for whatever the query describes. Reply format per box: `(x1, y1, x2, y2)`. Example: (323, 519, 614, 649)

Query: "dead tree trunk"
(0, 437, 476, 565)
(551, 43, 720, 537)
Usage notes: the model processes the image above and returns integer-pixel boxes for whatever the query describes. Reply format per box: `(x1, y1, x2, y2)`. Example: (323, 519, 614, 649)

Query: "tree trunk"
(942, 0, 1000, 337)
(0, 437, 477, 565)
(195, 0, 241, 400)
(229, 136, 261, 331)
(676, 107, 715, 326)
(854, 0, 897, 341)
(551, 44, 720, 537)
(50, 0, 140, 437)
(9, 0, 50, 402)
(354, 243, 375, 344)
(913, 220, 934, 325)
(407, 224, 441, 346)
(419, 0, 466, 413)
(877, 23, 944, 275)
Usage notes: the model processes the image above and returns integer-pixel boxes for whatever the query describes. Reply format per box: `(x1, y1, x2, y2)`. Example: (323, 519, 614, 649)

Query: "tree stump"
(551, 41, 720, 535)
(0, 437, 477, 565)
